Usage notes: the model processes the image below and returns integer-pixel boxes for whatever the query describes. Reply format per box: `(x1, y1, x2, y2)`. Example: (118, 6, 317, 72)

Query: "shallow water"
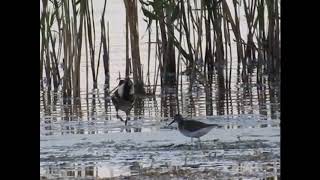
(40, 0, 280, 179)
(40, 105, 280, 179)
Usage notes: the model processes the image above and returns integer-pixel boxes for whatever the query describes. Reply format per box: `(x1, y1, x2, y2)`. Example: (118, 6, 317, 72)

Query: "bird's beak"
(168, 119, 175, 126)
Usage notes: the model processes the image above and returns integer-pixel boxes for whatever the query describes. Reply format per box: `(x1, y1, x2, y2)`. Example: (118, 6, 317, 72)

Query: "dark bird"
(111, 77, 135, 125)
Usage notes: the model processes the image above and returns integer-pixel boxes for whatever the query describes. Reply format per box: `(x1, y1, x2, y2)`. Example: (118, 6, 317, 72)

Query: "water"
(40, 0, 280, 179)
(40, 118, 280, 179)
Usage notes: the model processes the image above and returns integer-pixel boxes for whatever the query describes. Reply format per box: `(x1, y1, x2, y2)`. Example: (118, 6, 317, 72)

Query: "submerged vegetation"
(40, 0, 280, 118)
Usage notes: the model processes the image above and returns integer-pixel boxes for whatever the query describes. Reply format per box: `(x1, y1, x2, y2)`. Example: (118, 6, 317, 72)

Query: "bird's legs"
(124, 111, 132, 132)
(125, 111, 130, 126)
(197, 138, 202, 149)
(190, 138, 194, 150)
(116, 110, 125, 122)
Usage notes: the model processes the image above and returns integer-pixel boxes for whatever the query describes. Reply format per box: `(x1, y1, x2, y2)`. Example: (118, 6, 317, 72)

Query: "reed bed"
(40, 0, 280, 118)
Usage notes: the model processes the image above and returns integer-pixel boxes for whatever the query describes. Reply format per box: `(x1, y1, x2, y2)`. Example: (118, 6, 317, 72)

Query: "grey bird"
(169, 114, 222, 146)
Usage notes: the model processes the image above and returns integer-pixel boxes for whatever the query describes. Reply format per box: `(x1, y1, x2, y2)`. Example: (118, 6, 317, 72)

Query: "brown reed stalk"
(124, 0, 145, 94)
(101, 0, 109, 90)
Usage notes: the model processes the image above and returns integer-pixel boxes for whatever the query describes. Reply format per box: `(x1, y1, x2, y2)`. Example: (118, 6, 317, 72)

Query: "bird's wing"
(184, 120, 221, 131)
